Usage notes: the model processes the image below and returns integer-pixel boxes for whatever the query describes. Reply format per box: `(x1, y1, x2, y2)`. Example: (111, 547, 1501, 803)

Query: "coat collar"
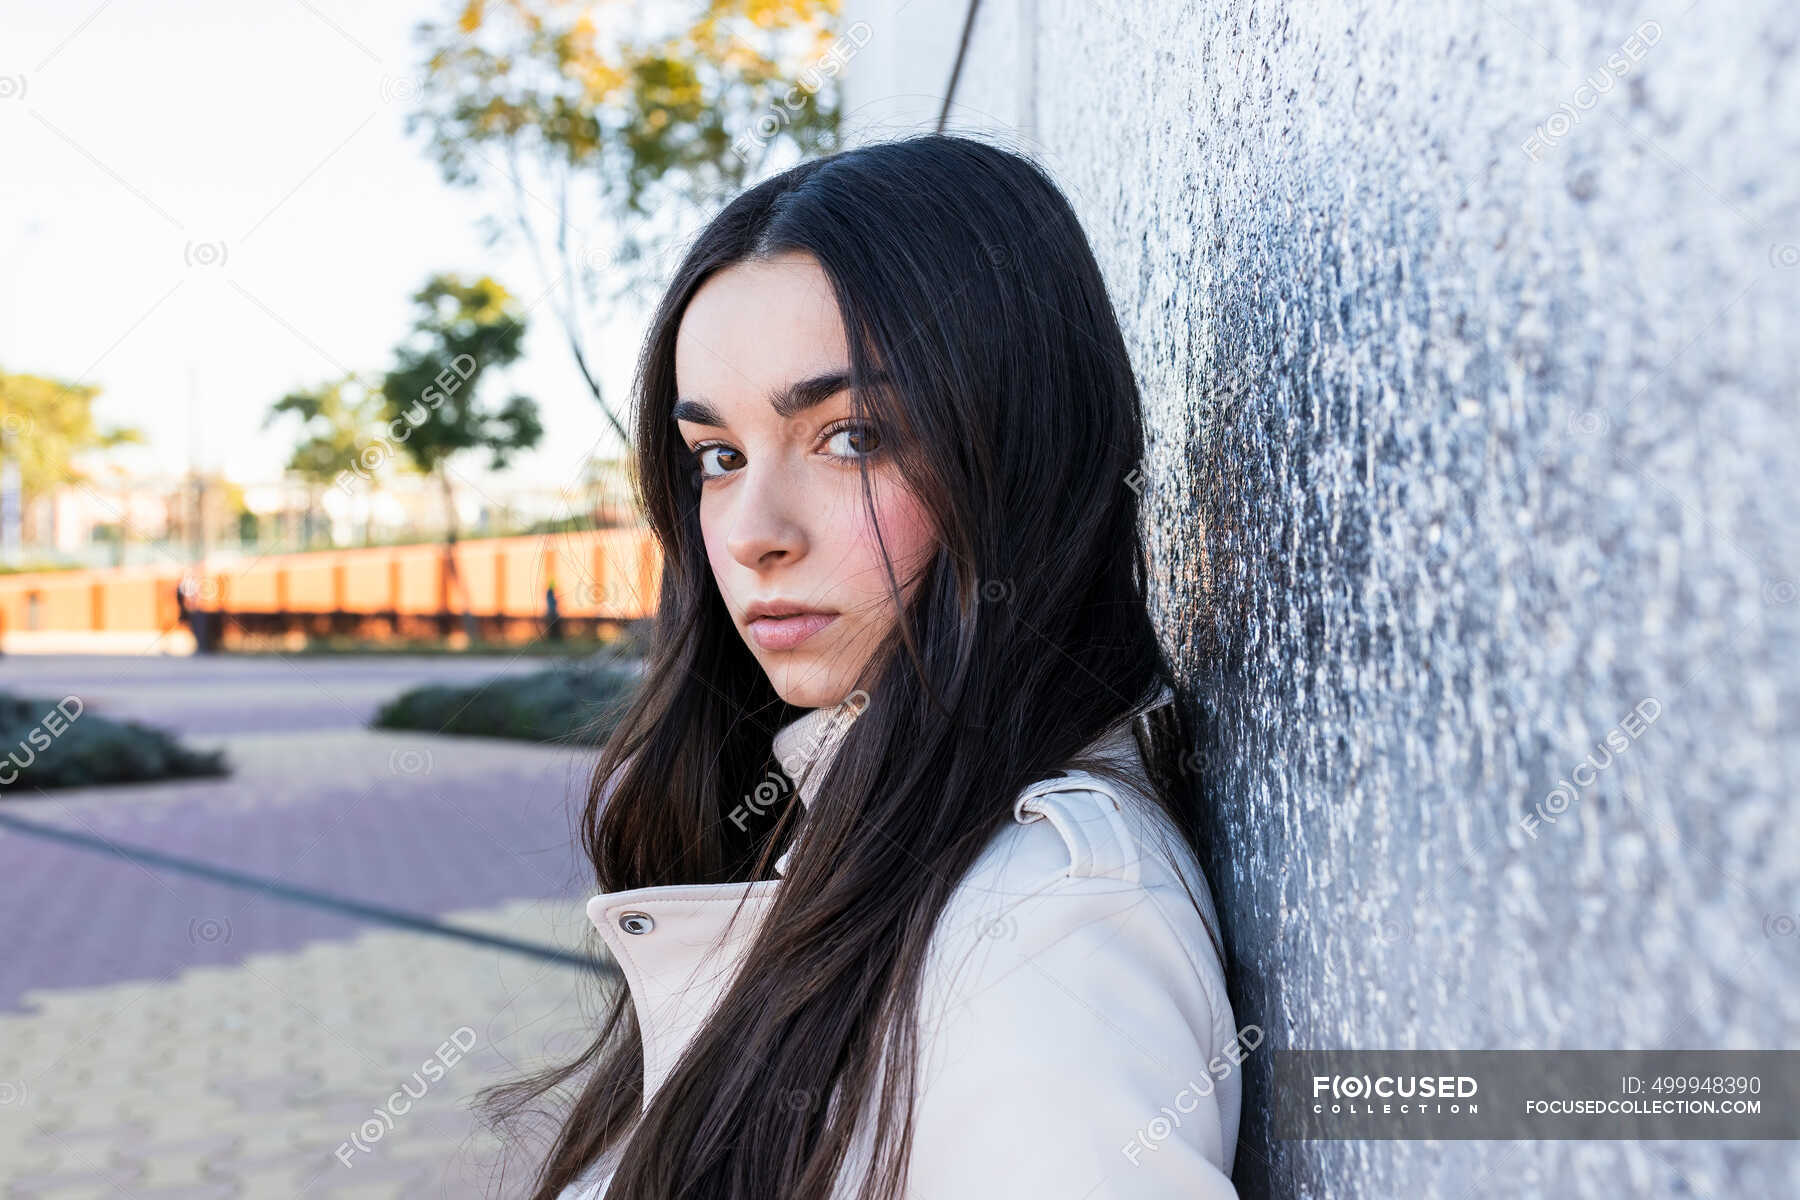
(764, 684, 1172, 875)
(770, 682, 1172, 804)
(586, 681, 1174, 926)
(582, 682, 1176, 1108)
(769, 693, 867, 813)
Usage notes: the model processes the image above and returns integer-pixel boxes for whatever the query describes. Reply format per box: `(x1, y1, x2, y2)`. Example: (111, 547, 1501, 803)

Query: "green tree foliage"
(0, 370, 144, 498)
(381, 273, 543, 639)
(381, 274, 543, 482)
(265, 373, 392, 485)
(407, 0, 849, 448)
(263, 372, 394, 549)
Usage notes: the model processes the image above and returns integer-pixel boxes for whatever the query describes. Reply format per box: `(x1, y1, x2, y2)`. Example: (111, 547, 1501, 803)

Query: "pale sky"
(1, 0, 647, 501)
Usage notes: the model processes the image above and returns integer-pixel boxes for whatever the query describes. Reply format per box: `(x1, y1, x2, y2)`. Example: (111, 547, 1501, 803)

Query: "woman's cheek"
(870, 482, 938, 585)
(699, 509, 735, 607)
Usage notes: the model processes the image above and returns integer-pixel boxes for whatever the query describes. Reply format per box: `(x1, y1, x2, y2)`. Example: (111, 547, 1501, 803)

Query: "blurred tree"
(408, 0, 848, 450)
(381, 273, 544, 641)
(0, 370, 144, 497)
(264, 372, 392, 547)
(0, 370, 144, 560)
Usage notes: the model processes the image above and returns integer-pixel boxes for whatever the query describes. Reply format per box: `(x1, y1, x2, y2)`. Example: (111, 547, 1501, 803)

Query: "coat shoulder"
(1003, 770, 1224, 933)
(901, 775, 1244, 1196)
(1011, 770, 1165, 884)
(927, 770, 1235, 1061)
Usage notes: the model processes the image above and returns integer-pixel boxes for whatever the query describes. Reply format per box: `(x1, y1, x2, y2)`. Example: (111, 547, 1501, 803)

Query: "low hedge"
(0, 693, 230, 792)
(370, 662, 639, 745)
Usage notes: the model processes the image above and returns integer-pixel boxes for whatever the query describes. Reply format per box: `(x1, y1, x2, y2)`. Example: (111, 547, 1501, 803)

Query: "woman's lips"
(747, 611, 837, 651)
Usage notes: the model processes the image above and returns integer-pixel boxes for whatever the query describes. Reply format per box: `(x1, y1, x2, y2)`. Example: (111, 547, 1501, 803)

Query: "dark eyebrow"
(673, 369, 883, 428)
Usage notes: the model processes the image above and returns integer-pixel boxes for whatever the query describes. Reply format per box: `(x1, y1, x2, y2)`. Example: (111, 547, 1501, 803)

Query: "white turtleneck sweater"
(767, 696, 865, 876)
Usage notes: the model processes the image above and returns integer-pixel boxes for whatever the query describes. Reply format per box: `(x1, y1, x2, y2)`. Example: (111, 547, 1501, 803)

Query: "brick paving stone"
(13, 1118, 148, 1153)
(109, 1129, 239, 1166)
(2, 657, 618, 1198)
(137, 1152, 226, 1189)
(219, 1162, 326, 1197)
(307, 1183, 414, 1200)
(2, 1162, 144, 1198)
(0, 727, 595, 1012)
(0, 897, 604, 1197)
(0, 654, 562, 739)
(132, 1184, 238, 1200)
(0, 1145, 59, 1186)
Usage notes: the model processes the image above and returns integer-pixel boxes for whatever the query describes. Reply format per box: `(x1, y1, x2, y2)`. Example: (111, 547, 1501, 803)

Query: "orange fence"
(0, 528, 662, 648)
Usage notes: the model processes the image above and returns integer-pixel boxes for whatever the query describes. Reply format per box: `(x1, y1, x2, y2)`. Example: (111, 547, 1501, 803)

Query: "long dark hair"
(480, 133, 1211, 1200)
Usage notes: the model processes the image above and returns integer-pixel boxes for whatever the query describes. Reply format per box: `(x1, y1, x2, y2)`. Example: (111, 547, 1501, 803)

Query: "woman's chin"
(768, 677, 837, 710)
(760, 661, 853, 711)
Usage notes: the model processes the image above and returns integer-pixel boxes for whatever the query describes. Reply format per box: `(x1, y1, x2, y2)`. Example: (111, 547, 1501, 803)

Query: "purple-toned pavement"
(0, 654, 622, 1198)
(0, 653, 562, 737)
(0, 725, 598, 1012)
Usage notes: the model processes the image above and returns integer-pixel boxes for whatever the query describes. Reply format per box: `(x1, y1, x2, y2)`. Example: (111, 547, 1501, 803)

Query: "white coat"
(558, 685, 1243, 1198)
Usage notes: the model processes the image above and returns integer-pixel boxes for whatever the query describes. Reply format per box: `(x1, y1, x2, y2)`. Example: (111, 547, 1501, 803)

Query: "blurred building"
(2, 457, 639, 572)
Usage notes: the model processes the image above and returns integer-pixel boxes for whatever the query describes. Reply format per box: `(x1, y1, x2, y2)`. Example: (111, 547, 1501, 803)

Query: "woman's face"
(673, 251, 937, 709)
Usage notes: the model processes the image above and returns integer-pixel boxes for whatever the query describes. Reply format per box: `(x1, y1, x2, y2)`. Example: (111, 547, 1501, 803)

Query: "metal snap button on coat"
(619, 911, 654, 934)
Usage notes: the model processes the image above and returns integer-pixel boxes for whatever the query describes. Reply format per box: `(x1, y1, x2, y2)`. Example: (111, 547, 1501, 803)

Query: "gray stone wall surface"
(846, 0, 1799, 1195)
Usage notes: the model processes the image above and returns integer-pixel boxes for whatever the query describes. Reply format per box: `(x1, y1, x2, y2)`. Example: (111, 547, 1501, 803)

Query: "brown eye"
(823, 422, 881, 459)
(692, 444, 743, 479)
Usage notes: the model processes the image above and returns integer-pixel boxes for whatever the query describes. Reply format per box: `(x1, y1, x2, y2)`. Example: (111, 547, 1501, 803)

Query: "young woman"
(482, 134, 1242, 1200)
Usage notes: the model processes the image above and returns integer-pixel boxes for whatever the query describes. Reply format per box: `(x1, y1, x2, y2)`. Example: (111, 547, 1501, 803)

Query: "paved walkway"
(0, 653, 565, 738)
(0, 656, 620, 1198)
(0, 897, 603, 1197)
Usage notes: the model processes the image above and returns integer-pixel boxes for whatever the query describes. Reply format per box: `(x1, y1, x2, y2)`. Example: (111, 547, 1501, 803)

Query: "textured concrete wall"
(845, 1, 1799, 1195)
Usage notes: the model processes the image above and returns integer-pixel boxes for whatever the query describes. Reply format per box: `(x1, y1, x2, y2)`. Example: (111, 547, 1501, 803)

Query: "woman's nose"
(725, 465, 808, 569)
